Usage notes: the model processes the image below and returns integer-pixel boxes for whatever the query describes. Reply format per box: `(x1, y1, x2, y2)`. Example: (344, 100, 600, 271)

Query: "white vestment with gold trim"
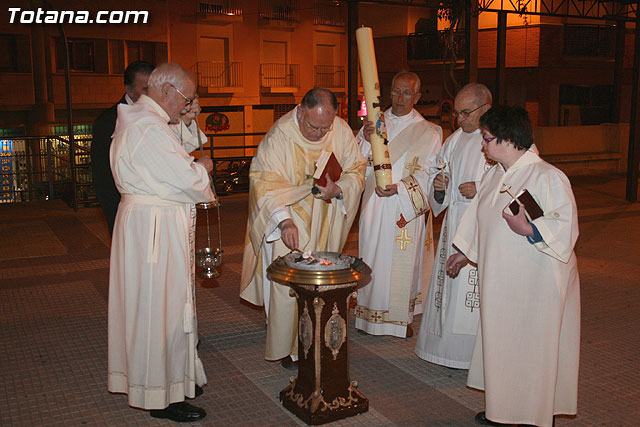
(240, 107, 365, 361)
(355, 109, 442, 337)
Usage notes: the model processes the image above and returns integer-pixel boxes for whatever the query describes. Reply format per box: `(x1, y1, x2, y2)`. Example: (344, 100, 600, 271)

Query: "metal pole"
(60, 23, 77, 211)
(612, 20, 626, 124)
(625, 5, 640, 202)
(495, 11, 507, 105)
(47, 137, 54, 198)
(464, 0, 471, 85)
(347, 0, 360, 129)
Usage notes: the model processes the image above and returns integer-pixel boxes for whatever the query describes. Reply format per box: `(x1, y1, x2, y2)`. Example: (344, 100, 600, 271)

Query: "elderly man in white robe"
(240, 88, 365, 369)
(108, 63, 215, 423)
(414, 83, 492, 367)
(447, 106, 580, 427)
(355, 71, 442, 338)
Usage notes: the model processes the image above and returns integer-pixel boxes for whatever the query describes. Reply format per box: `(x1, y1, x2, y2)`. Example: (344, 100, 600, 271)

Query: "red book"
(503, 189, 544, 221)
(313, 150, 342, 187)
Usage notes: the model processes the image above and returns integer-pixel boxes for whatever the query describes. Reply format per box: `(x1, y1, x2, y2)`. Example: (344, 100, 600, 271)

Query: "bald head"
(454, 83, 492, 133)
(147, 63, 197, 123)
(298, 88, 338, 141)
(301, 88, 338, 112)
(457, 83, 492, 107)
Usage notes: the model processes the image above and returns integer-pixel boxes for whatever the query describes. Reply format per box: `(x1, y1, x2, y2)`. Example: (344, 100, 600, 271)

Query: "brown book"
(313, 150, 342, 187)
(503, 189, 544, 221)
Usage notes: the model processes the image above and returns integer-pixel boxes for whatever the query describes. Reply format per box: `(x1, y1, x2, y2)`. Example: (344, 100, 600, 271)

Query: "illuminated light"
(357, 96, 367, 117)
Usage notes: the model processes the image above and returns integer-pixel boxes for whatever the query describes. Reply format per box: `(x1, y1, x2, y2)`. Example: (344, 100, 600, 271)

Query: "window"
(125, 41, 156, 65)
(55, 38, 95, 71)
(0, 35, 18, 72)
(563, 25, 614, 57)
(559, 85, 613, 126)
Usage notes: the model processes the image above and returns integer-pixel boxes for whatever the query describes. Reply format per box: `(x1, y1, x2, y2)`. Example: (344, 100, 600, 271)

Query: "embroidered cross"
(424, 232, 433, 249)
(404, 180, 421, 194)
(405, 156, 422, 175)
(395, 229, 414, 251)
(370, 311, 383, 322)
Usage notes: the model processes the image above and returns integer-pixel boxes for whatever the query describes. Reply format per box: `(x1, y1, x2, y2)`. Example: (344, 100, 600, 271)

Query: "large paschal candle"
(356, 26, 392, 189)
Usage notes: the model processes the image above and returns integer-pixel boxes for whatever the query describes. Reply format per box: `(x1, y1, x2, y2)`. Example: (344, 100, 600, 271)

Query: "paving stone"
(0, 176, 639, 425)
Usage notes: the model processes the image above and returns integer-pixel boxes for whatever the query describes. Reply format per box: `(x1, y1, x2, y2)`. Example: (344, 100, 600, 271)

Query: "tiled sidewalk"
(1, 175, 639, 426)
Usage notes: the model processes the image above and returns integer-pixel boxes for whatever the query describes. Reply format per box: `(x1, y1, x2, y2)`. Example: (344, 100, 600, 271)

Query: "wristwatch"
(335, 190, 343, 200)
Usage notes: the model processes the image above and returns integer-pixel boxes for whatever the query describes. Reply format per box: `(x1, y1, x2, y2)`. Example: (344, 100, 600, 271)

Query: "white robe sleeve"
(529, 171, 579, 263)
(265, 206, 292, 243)
(451, 189, 480, 263)
(129, 125, 214, 204)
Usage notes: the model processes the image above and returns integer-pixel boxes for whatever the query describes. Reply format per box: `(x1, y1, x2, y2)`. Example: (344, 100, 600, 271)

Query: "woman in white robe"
(448, 106, 580, 427)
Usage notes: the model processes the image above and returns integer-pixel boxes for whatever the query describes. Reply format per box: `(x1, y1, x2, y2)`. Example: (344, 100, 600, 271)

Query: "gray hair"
(458, 83, 492, 106)
(392, 71, 421, 94)
(147, 63, 190, 90)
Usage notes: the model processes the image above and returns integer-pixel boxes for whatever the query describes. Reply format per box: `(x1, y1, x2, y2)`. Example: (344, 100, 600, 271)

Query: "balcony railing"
(260, 63, 300, 88)
(407, 30, 466, 61)
(199, 0, 242, 16)
(314, 65, 344, 88)
(314, 1, 345, 27)
(195, 61, 242, 88)
(259, 0, 300, 22)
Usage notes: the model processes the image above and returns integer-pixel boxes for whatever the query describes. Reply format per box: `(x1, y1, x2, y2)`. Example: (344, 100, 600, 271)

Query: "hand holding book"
(313, 150, 343, 202)
(501, 186, 543, 222)
(501, 186, 543, 238)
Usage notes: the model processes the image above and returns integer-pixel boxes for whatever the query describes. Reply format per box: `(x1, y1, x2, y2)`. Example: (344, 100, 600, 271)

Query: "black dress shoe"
(280, 356, 298, 370)
(475, 411, 508, 426)
(406, 324, 414, 338)
(185, 384, 203, 400)
(150, 401, 206, 422)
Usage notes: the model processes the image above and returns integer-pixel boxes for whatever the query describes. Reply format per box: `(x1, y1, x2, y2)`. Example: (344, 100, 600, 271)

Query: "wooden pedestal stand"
(267, 255, 371, 425)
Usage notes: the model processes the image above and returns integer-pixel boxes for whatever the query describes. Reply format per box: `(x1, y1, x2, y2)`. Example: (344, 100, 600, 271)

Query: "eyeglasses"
(391, 89, 415, 98)
(303, 119, 333, 134)
(453, 103, 488, 119)
(169, 84, 194, 107)
(482, 135, 497, 143)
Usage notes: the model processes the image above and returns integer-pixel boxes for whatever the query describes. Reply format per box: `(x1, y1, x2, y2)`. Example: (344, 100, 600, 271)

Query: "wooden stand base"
(279, 284, 368, 425)
(280, 377, 368, 425)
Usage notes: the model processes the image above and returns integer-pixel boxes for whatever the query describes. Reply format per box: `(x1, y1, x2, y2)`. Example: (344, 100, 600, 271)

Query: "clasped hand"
(375, 184, 398, 197)
(180, 98, 201, 127)
(446, 252, 468, 278)
(196, 155, 213, 173)
(433, 174, 449, 191)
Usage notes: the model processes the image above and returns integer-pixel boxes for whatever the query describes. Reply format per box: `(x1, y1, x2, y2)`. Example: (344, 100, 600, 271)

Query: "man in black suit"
(91, 61, 155, 235)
